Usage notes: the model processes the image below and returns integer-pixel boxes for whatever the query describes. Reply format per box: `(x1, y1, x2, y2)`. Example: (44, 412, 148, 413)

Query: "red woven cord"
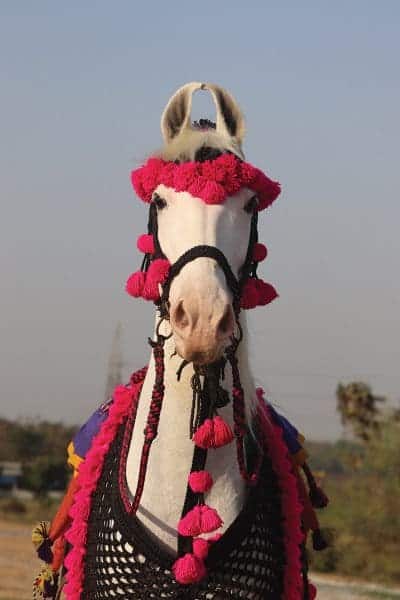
(228, 349, 262, 484)
(130, 340, 165, 515)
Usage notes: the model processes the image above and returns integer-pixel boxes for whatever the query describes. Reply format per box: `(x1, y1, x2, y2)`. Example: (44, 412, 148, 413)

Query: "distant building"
(0, 461, 22, 493)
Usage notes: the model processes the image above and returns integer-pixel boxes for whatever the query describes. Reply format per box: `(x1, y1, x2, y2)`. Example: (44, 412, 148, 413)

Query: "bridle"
(146, 199, 259, 322)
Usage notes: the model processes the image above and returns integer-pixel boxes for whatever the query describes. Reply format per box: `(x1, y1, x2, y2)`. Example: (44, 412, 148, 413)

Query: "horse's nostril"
(217, 305, 234, 337)
(172, 300, 189, 329)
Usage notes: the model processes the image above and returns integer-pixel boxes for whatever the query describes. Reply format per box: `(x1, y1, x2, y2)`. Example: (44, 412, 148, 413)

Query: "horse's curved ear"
(205, 83, 246, 144)
(161, 82, 204, 144)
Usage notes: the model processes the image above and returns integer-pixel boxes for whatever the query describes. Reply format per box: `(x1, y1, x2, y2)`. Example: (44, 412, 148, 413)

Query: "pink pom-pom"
(188, 470, 213, 494)
(255, 279, 279, 306)
(212, 416, 234, 447)
(253, 243, 268, 262)
(192, 419, 214, 449)
(172, 553, 206, 584)
(178, 505, 202, 537)
(193, 538, 210, 560)
(137, 234, 155, 255)
(178, 504, 223, 536)
(192, 417, 234, 449)
(199, 505, 223, 533)
(309, 582, 317, 599)
(240, 278, 259, 309)
(125, 271, 146, 298)
(142, 258, 170, 301)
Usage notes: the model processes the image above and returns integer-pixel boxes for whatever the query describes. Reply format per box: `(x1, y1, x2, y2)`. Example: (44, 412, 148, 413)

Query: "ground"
(1, 520, 399, 600)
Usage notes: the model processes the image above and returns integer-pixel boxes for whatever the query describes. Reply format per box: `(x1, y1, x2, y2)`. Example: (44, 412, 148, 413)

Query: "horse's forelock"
(157, 122, 244, 164)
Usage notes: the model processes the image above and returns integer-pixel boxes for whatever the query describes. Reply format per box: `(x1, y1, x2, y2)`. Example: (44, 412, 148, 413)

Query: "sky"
(0, 2, 399, 440)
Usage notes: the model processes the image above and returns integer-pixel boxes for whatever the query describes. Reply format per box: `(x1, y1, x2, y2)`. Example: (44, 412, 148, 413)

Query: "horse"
(32, 82, 328, 600)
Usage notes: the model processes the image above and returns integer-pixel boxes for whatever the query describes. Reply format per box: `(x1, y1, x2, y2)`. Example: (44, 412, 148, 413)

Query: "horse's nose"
(170, 298, 234, 364)
(171, 300, 234, 341)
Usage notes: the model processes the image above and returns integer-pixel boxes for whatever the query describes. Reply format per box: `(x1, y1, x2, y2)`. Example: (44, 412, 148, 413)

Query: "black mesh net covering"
(82, 420, 286, 599)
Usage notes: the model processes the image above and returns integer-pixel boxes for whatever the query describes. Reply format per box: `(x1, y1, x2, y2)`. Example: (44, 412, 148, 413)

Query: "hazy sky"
(1, 2, 399, 440)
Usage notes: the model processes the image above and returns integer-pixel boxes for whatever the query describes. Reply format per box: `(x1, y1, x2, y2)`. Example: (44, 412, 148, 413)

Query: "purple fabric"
(267, 405, 303, 456)
(72, 404, 111, 459)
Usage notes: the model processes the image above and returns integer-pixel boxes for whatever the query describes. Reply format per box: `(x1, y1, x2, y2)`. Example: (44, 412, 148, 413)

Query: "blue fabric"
(267, 404, 303, 455)
(72, 402, 111, 460)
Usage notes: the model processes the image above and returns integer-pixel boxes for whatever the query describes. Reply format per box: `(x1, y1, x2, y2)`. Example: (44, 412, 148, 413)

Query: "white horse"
(32, 83, 325, 600)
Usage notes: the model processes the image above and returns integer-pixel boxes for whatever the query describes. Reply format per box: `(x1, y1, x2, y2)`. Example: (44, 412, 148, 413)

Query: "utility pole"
(104, 322, 124, 402)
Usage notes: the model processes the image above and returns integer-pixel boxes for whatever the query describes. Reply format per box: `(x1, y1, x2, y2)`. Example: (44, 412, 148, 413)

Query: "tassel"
(125, 271, 146, 297)
(178, 505, 223, 537)
(252, 243, 268, 262)
(310, 485, 329, 509)
(254, 279, 278, 306)
(212, 416, 234, 447)
(32, 521, 53, 564)
(192, 416, 234, 449)
(172, 553, 207, 584)
(193, 538, 210, 560)
(312, 528, 329, 551)
(240, 278, 259, 309)
(178, 505, 202, 537)
(192, 419, 213, 448)
(309, 582, 317, 599)
(302, 463, 329, 509)
(188, 470, 213, 494)
(137, 234, 155, 254)
(199, 505, 223, 533)
(142, 258, 170, 301)
(32, 565, 58, 599)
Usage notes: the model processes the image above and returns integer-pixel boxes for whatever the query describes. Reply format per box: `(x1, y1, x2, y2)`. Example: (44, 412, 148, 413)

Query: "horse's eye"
(153, 194, 167, 210)
(244, 195, 258, 213)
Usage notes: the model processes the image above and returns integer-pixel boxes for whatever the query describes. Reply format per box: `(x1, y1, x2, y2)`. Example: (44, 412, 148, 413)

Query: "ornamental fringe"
(63, 373, 146, 599)
(131, 153, 280, 212)
(257, 389, 305, 599)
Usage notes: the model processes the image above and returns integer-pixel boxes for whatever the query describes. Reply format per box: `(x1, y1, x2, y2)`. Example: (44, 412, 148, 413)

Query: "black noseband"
(160, 245, 241, 315)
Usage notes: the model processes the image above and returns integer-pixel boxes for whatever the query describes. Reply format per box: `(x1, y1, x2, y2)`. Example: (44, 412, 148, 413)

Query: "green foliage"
(310, 420, 400, 584)
(336, 382, 386, 442)
(0, 417, 76, 495)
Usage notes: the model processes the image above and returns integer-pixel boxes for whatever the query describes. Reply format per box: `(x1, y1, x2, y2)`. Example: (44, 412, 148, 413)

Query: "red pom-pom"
(199, 505, 223, 533)
(192, 417, 234, 449)
(309, 582, 317, 599)
(142, 258, 170, 301)
(212, 416, 234, 447)
(172, 553, 207, 584)
(178, 504, 223, 536)
(252, 243, 268, 262)
(188, 470, 214, 494)
(193, 538, 210, 560)
(240, 278, 259, 309)
(192, 419, 214, 448)
(125, 271, 146, 298)
(137, 234, 155, 255)
(255, 279, 279, 306)
(178, 505, 202, 537)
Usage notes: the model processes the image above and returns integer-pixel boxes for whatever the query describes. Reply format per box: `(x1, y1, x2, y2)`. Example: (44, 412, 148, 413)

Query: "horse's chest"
(82, 420, 286, 599)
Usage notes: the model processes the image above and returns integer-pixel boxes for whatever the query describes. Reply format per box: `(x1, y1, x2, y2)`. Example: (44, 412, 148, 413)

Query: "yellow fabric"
(67, 441, 83, 476)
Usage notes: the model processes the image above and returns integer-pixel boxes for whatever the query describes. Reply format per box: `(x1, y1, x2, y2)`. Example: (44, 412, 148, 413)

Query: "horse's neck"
(126, 315, 255, 551)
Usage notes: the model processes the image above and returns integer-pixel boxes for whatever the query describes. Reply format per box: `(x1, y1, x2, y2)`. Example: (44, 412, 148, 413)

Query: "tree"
(336, 382, 386, 442)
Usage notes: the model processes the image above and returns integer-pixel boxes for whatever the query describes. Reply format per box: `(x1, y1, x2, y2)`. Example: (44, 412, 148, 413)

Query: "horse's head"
(129, 83, 280, 365)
